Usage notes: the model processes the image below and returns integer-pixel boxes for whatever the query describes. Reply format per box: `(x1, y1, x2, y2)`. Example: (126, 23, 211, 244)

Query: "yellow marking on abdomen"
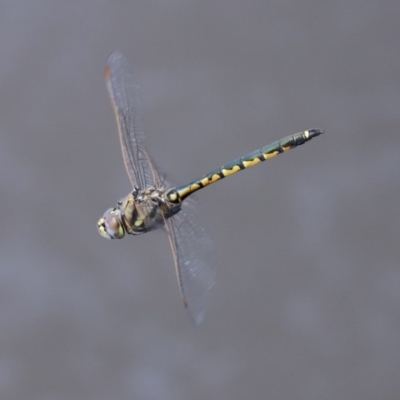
(201, 174, 221, 186)
(263, 151, 279, 159)
(242, 157, 261, 168)
(168, 192, 178, 201)
(180, 184, 200, 198)
(221, 165, 241, 177)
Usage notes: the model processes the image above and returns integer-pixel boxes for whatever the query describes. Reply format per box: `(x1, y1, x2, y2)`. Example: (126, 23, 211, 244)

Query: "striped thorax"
(97, 187, 182, 239)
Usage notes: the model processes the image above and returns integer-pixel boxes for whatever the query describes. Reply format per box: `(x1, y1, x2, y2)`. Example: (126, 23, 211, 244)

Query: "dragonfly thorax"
(97, 188, 182, 240)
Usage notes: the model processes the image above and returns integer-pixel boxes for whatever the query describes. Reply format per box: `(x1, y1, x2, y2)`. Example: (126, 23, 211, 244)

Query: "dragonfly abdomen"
(174, 129, 324, 201)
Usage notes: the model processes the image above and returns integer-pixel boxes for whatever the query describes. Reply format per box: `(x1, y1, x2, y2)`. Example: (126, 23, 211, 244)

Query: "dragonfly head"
(97, 208, 125, 239)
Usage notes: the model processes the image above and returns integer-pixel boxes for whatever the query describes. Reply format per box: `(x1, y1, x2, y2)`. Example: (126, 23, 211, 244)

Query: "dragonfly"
(97, 51, 324, 325)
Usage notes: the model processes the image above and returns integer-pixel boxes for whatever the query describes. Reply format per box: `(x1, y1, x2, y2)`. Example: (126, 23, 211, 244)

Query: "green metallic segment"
(173, 129, 324, 201)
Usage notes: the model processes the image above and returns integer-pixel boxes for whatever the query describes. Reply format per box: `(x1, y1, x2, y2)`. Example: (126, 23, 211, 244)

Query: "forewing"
(105, 52, 157, 189)
(164, 197, 216, 325)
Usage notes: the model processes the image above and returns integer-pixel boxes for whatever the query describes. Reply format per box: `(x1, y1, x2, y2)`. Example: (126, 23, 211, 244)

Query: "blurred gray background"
(0, 1, 399, 399)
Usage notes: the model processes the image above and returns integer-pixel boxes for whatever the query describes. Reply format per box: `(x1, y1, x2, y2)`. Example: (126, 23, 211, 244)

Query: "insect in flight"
(97, 51, 324, 325)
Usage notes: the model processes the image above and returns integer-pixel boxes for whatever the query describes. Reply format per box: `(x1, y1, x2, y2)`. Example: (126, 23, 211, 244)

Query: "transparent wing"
(105, 51, 158, 189)
(164, 197, 216, 325)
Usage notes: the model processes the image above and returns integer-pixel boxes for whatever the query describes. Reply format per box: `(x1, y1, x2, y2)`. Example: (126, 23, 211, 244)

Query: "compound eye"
(97, 208, 125, 239)
(105, 213, 121, 235)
